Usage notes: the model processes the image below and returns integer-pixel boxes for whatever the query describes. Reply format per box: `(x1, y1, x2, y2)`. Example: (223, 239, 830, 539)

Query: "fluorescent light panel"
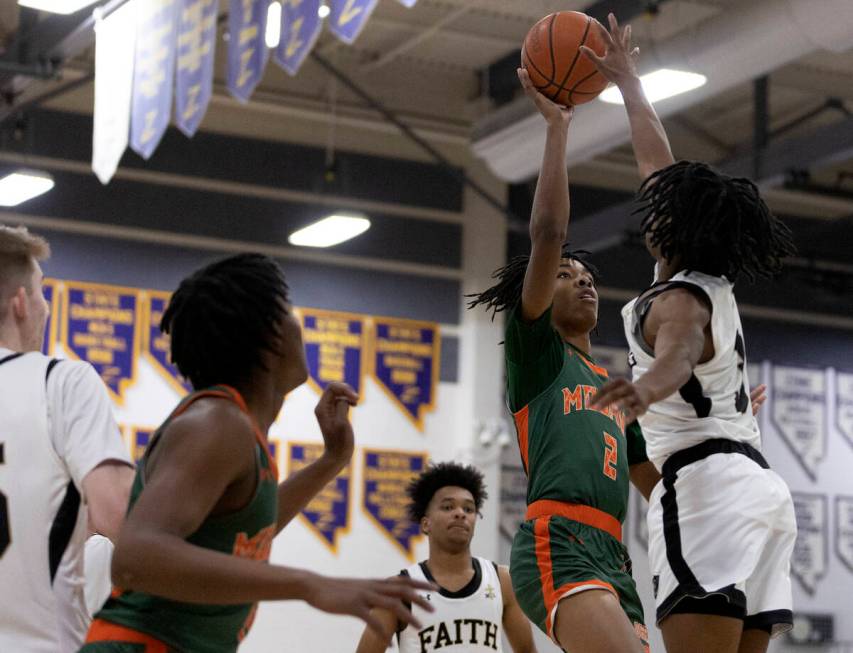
(0, 170, 54, 207)
(18, 0, 99, 14)
(266, 1, 282, 48)
(288, 214, 371, 248)
(599, 69, 707, 104)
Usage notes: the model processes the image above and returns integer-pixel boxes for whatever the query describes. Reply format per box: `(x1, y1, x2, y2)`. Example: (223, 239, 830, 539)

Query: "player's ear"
(421, 516, 430, 535)
(10, 286, 28, 321)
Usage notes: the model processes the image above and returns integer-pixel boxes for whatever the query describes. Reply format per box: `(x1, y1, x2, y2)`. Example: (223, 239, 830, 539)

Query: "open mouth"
(578, 290, 597, 302)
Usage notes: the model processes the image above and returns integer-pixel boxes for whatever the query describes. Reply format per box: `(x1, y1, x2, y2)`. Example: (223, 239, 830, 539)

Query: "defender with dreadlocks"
(81, 254, 434, 652)
(355, 462, 535, 653)
(586, 14, 798, 653)
(468, 20, 659, 652)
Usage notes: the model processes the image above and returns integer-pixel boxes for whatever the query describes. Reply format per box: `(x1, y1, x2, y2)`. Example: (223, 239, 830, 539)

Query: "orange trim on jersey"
(86, 619, 169, 652)
(513, 405, 530, 472)
(533, 517, 617, 639)
(169, 385, 279, 480)
(579, 354, 609, 378)
(526, 499, 622, 542)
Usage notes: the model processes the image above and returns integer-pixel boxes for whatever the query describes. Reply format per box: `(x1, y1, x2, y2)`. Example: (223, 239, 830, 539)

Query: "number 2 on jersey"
(602, 432, 618, 480)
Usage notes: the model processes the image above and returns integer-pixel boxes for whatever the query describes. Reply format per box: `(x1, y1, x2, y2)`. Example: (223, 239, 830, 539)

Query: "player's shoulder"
(45, 357, 105, 394)
(163, 394, 257, 455)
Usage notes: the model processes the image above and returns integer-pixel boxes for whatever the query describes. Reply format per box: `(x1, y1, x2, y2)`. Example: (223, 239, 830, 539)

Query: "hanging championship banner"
(499, 463, 527, 542)
(227, 0, 268, 103)
(791, 492, 828, 595)
(836, 371, 853, 454)
(141, 291, 191, 395)
(42, 279, 59, 356)
(370, 317, 440, 431)
(130, 0, 180, 159)
(92, 0, 136, 184)
(299, 308, 365, 397)
(61, 281, 141, 403)
(362, 449, 427, 560)
(329, 0, 378, 44)
(288, 442, 351, 552)
(770, 366, 826, 480)
(130, 427, 155, 463)
(837, 496, 853, 575)
(175, 0, 217, 136)
(275, 0, 322, 76)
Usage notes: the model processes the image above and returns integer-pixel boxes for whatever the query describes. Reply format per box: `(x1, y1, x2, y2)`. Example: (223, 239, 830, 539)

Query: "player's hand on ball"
(517, 67, 574, 126)
(591, 378, 653, 423)
(579, 12, 639, 87)
(305, 575, 437, 634)
(314, 381, 358, 465)
(750, 383, 767, 416)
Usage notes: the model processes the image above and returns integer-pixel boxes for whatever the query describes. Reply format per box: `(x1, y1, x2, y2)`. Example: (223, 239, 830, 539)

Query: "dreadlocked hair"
(161, 253, 290, 391)
(636, 161, 797, 282)
(466, 244, 600, 318)
(407, 462, 488, 523)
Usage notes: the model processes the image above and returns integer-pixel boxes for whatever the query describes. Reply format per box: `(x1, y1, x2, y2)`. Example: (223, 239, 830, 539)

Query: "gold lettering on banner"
(286, 17, 305, 57)
(338, 0, 362, 27)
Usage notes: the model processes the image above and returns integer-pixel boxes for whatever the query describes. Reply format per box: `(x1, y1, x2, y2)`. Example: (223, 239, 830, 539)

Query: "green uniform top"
(96, 386, 279, 653)
(505, 306, 647, 523)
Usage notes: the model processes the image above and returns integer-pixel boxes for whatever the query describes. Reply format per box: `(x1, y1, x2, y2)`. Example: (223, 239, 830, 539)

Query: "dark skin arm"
(354, 597, 401, 652)
(499, 564, 537, 653)
(111, 398, 434, 633)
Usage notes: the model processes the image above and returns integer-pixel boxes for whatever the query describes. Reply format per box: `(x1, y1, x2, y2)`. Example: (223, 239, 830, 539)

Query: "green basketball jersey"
(505, 306, 647, 523)
(95, 386, 279, 653)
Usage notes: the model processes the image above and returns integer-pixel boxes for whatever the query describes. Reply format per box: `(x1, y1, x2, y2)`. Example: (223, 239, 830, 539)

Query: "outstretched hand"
(591, 378, 653, 424)
(579, 12, 639, 87)
(314, 381, 359, 466)
(750, 383, 767, 416)
(517, 67, 574, 127)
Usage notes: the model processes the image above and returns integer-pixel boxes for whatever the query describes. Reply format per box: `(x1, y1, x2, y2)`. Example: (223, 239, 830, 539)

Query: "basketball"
(521, 11, 609, 106)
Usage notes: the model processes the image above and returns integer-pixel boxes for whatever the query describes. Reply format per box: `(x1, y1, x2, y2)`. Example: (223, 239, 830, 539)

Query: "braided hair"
(466, 244, 599, 318)
(161, 253, 290, 390)
(636, 161, 796, 282)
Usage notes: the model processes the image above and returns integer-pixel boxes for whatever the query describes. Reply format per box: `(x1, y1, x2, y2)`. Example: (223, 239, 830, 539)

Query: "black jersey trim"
(49, 481, 81, 584)
(45, 358, 62, 382)
(395, 568, 411, 639)
(0, 352, 24, 366)
(743, 609, 793, 634)
(419, 557, 482, 599)
(632, 280, 713, 358)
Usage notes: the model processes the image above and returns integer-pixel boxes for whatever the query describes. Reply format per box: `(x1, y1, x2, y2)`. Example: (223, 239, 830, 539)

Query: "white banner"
(92, 1, 137, 184)
(792, 493, 828, 595)
(836, 371, 853, 454)
(770, 366, 826, 480)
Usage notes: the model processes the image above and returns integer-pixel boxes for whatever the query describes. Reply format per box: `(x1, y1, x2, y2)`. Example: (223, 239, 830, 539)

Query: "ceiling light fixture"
(288, 213, 371, 248)
(599, 68, 707, 105)
(0, 170, 55, 207)
(18, 0, 99, 14)
(318, 3, 330, 18)
(265, 1, 282, 49)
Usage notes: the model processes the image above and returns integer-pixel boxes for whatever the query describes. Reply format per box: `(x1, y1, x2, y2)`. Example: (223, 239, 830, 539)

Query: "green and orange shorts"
(78, 619, 176, 652)
(510, 500, 648, 650)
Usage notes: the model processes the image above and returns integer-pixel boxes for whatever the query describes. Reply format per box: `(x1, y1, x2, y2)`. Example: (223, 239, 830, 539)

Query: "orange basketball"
(521, 11, 609, 106)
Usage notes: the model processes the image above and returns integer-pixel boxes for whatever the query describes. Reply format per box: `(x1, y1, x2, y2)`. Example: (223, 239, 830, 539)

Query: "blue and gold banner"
(268, 439, 280, 468)
(370, 317, 440, 431)
(288, 442, 351, 552)
(61, 281, 141, 403)
(362, 449, 427, 560)
(141, 291, 191, 395)
(130, 0, 180, 159)
(329, 0, 379, 44)
(42, 279, 59, 356)
(130, 427, 155, 463)
(227, 0, 268, 103)
(300, 308, 365, 397)
(175, 0, 217, 136)
(275, 0, 322, 76)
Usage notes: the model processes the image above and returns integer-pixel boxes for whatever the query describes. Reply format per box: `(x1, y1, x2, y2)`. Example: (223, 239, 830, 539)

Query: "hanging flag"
(141, 291, 192, 395)
(131, 0, 180, 159)
(329, 0, 378, 45)
(298, 307, 365, 398)
(275, 0, 322, 76)
(227, 0, 268, 103)
(92, 1, 137, 184)
(41, 279, 59, 355)
(175, 0, 217, 136)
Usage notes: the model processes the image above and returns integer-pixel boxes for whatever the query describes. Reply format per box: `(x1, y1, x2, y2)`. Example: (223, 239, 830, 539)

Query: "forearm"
(112, 530, 319, 604)
(529, 123, 570, 242)
(619, 77, 674, 180)
(276, 454, 344, 533)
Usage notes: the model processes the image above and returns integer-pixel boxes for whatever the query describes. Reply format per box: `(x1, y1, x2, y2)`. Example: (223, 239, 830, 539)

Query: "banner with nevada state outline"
(42, 278, 59, 356)
(130, 427, 155, 463)
(770, 365, 826, 480)
(836, 371, 853, 455)
(362, 448, 426, 560)
(141, 290, 192, 395)
(791, 492, 828, 595)
(300, 308, 365, 398)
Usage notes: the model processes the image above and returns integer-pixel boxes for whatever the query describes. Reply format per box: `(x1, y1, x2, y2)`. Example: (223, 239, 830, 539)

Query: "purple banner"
(300, 308, 364, 397)
(143, 291, 191, 395)
(329, 0, 378, 44)
(41, 279, 57, 355)
(289, 442, 351, 552)
(175, 0, 217, 136)
(227, 0, 268, 103)
(130, 0, 179, 159)
(132, 428, 154, 463)
(363, 449, 426, 560)
(274, 0, 322, 76)
(371, 318, 440, 431)
(62, 282, 140, 403)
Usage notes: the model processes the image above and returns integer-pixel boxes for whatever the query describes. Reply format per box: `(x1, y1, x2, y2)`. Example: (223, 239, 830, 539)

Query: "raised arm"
(518, 68, 575, 321)
(581, 13, 675, 180)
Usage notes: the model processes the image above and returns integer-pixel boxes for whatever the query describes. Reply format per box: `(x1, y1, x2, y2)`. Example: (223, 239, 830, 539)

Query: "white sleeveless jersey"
(0, 349, 130, 652)
(621, 271, 760, 470)
(398, 557, 503, 653)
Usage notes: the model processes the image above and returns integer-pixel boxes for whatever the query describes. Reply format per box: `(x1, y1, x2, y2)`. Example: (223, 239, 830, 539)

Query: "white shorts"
(647, 439, 796, 638)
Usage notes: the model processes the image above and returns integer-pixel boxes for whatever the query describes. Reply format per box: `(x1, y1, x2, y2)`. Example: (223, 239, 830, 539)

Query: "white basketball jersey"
(622, 271, 760, 470)
(398, 557, 503, 653)
(0, 350, 129, 653)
